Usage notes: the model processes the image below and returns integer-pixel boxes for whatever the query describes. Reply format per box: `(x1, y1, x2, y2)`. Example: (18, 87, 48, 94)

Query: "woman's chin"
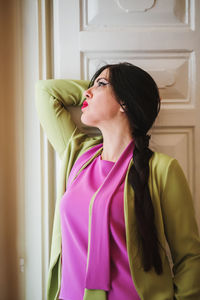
(81, 114, 94, 127)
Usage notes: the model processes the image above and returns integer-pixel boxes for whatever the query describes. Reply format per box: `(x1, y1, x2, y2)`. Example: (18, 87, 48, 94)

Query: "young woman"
(36, 63, 200, 300)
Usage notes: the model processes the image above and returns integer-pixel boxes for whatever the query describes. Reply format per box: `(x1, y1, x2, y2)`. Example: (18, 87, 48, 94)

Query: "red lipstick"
(81, 100, 88, 109)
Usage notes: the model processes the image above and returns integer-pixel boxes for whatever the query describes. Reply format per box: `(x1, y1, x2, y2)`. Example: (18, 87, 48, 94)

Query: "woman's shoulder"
(149, 151, 188, 195)
(63, 128, 103, 163)
(151, 151, 174, 166)
(70, 128, 103, 151)
(150, 151, 181, 178)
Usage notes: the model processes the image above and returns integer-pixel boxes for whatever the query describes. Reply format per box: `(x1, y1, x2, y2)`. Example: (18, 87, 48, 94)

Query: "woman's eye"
(97, 81, 108, 87)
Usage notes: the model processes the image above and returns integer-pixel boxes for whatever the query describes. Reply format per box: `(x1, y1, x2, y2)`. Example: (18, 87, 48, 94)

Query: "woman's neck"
(97, 113, 133, 162)
(100, 131, 133, 163)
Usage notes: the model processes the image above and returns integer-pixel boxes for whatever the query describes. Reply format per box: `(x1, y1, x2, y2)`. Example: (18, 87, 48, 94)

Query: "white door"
(52, 0, 200, 227)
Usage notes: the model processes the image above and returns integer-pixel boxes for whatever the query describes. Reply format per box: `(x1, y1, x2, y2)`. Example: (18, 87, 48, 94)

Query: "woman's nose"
(84, 87, 93, 99)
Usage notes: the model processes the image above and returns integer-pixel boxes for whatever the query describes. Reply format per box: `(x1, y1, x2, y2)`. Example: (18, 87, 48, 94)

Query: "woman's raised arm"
(35, 79, 89, 159)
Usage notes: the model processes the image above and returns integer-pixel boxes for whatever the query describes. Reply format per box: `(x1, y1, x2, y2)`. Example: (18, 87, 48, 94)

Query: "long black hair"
(89, 62, 162, 274)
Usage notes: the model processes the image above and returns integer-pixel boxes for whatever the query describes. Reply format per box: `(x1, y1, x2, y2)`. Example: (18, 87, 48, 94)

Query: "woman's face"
(81, 68, 123, 128)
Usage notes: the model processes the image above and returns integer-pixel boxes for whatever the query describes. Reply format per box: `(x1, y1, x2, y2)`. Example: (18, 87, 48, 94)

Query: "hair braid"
(128, 134, 163, 274)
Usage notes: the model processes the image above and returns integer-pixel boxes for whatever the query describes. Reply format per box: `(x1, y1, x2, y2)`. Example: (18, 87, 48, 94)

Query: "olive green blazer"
(35, 79, 200, 300)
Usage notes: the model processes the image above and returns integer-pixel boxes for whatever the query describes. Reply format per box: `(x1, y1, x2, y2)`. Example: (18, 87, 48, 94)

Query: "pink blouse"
(59, 151, 140, 300)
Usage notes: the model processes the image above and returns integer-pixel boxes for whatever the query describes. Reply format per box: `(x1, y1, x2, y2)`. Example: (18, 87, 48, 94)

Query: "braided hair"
(89, 62, 162, 274)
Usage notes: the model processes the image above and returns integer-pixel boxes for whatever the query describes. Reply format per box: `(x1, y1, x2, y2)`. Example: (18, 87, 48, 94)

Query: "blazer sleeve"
(161, 159, 200, 299)
(35, 79, 90, 159)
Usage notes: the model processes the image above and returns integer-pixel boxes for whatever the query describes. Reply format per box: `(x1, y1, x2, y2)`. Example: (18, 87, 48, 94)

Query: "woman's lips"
(81, 100, 88, 110)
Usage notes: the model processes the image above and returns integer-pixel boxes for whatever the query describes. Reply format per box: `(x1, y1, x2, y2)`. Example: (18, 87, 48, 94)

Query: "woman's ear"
(119, 103, 126, 112)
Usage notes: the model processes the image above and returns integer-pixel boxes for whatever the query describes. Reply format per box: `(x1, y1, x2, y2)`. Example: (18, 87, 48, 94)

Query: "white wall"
(21, 0, 55, 299)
